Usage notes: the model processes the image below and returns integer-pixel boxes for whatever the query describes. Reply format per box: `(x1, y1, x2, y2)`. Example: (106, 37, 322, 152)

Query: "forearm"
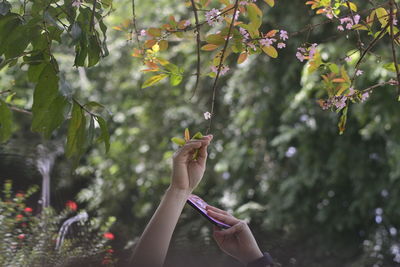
(131, 187, 189, 267)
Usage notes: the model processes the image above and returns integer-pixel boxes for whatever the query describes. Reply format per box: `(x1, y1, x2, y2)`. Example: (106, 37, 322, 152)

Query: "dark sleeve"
(246, 252, 274, 267)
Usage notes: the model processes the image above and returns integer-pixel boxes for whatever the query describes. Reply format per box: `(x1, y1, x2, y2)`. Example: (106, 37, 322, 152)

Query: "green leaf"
(87, 115, 95, 147)
(191, 132, 203, 140)
(142, 74, 168, 88)
(206, 34, 225, 45)
(171, 137, 185, 146)
(88, 35, 101, 67)
(170, 73, 183, 86)
(247, 3, 262, 31)
(383, 62, 400, 72)
(328, 63, 339, 74)
(0, 14, 21, 56)
(96, 116, 110, 152)
(66, 102, 86, 158)
(75, 43, 88, 66)
(32, 64, 68, 138)
(0, 99, 12, 143)
(375, 8, 388, 27)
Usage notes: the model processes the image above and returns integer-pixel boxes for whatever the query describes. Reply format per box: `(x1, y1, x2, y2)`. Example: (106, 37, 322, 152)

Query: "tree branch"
(131, 0, 140, 45)
(389, 0, 400, 99)
(206, 0, 239, 134)
(189, 0, 201, 100)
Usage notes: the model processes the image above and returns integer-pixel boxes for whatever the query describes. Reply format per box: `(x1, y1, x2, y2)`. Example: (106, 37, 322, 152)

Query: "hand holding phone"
(186, 194, 231, 229)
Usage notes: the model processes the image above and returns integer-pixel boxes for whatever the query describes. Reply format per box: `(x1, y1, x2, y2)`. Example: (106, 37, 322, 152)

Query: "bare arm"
(131, 135, 213, 267)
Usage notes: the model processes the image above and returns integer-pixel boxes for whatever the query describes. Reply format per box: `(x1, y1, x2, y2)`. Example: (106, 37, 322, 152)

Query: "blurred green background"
(1, 0, 400, 266)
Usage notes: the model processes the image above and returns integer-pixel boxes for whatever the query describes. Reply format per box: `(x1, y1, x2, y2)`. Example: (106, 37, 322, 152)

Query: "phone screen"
(186, 194, 231, 229)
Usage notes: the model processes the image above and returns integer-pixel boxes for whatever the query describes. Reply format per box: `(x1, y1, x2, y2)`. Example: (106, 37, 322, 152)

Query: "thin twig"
(389, 0, 400, 98)
(206, 0, 239, 134)
(361, 80, 398, 93)
(346, 0, 363, 52)
(0, 90, 11, 95)
(131, 0, 140, 45)
(351, 21, 390, 85)
(9, 106, 32, 115)
(189, 0, 201, 100)
(73, 98, 97, 117)
(90, 0, 97, 32)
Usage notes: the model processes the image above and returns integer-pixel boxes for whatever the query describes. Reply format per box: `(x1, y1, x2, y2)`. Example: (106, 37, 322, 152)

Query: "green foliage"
(0, 99, 12, 142)
(0, 181, 116, 267)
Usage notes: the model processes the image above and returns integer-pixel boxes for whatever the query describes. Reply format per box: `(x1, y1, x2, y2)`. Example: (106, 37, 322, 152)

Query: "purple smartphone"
(186, 194, 231, 229)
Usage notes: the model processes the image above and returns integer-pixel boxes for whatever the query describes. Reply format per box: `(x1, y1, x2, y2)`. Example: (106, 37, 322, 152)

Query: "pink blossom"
(298, 47, 306, 53)
(309, 43, 318, 60)
(296, 52, 305, 62)
(348, 87, 355, 96)
(335, 96, 347, 110)
(248, 43, 257, 51)
(140, 30, 146, 36)
(326, 13, 333, 19)
(279, 30, 289, 41)
(277, 42, 286, 49)
(204, 112, 212, 120)
(344, 56, 351, 62)
(72, 0, 82, 7)
(239, 1, 248, 5)
(239, 27, 250, 40)
(211, 65, 230, 75)
(234, 10, 240, 20)
(260, 38, 274, 47)
(184, 20, 191, 27)
(205, 8, 222, 26)
(346, 23, 353, 30)
(356, 70, 363, 76)
(337, 25, 344, 31)
(361, 92, 370, 102)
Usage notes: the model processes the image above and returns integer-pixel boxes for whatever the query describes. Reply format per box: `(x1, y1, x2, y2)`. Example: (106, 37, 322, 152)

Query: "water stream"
(55, 211, 89, 250)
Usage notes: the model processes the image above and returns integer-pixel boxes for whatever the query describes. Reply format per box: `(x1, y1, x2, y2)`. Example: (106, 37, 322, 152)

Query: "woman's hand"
(170, 135, 213, 194)
(206, 205, 263, 264)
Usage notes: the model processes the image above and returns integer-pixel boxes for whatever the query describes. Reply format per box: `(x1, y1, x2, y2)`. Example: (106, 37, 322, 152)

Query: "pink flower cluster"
(205, 8, 223, 26)
(296, 43, 318, 62)
(337, 14, 360, 31)
(211, 65, 230, 75)
(239, 0, 257, 6)
(72, 0, 82, 7)
(319, 87, 370, 110)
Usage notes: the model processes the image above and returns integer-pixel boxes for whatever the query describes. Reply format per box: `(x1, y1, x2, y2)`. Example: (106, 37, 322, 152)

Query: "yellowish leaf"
(237, 52, 248, 64)
(184, 128, 190, 141)
(201, 44, 219, 51)
(262, 46, 278, 58)
(264, 0, 274, 7)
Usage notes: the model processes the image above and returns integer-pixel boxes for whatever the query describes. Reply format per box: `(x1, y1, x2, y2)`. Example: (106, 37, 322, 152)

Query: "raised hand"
(206, 205, 263, 264)
(171, 135, 213, 194)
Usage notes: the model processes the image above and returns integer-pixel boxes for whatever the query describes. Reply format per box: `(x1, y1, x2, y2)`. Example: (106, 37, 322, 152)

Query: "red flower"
(65, 200, 78, 211)
(16, 214, 23, 221)
(103, 232, 114, 240)
(17, 234, 25, 239)
(16, 193, 24, 198)
(24, 207, 33, 213)
(106, 248, 114, 253)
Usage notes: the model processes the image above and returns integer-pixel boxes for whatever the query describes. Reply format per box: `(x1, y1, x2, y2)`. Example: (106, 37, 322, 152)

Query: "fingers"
(197, 135, 213, 164)
(174, 135, 213, 162)
(206, 205, 230, 216)
(206, 209, 240, 226)
(214, 221, 247, 236)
